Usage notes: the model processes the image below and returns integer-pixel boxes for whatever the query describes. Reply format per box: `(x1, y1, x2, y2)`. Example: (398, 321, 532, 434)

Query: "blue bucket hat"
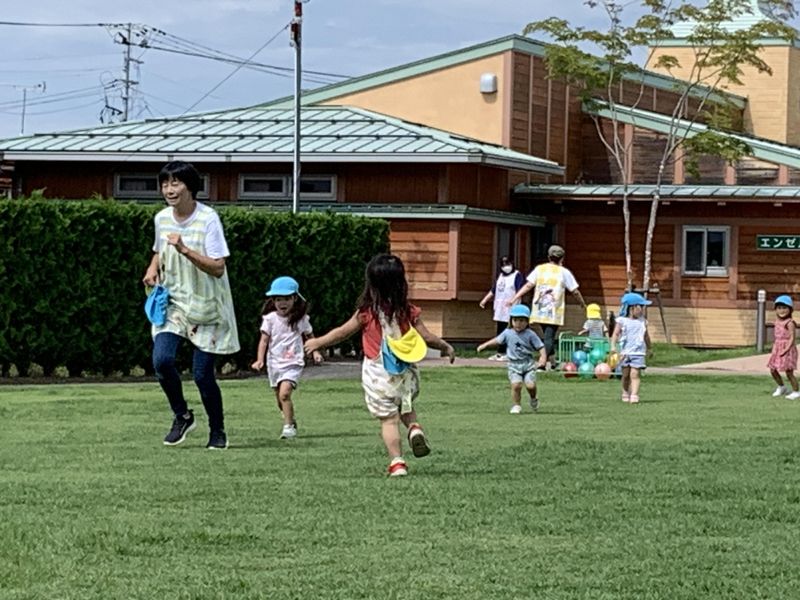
(775, 295, 793, 308)
(265, 276, 305, 301)
(619, 292, 651, 317)
(144, 284, 170, 327)
(509, 304, 531, 319)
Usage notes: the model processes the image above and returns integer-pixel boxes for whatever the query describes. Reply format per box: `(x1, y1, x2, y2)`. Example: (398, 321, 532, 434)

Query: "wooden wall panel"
(511, 53, 531, 154)
(737, 224, 800, 299)
(389, 220, 449, 293)
(340, 164, 439, 203)
(458, 221, 494, 293)
(562, 219, 675, 301)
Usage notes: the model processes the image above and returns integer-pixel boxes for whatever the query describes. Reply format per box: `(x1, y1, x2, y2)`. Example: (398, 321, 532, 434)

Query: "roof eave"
(0, 150, 563, 174)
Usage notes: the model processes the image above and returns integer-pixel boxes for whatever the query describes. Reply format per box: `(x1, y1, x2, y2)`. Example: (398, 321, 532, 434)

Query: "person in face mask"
(479, 256, 525, 360)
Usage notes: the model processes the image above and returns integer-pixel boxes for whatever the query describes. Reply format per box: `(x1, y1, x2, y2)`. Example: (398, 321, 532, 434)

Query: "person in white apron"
(142, 161, 240, 450)
(479, 256, 524, 360)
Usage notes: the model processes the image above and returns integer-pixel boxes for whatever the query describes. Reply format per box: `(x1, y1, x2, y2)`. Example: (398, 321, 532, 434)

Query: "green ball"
(589, 347, 606, 365)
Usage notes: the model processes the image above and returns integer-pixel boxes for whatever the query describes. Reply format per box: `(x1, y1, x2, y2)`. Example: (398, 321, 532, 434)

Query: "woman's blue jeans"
(152, 332, 224, 432)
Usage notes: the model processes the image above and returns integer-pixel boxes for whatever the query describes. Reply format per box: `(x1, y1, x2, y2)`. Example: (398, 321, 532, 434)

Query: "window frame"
(681, 225, 730, 277)
(114, 172, 209, 199)
(238, 174, 289, 200)
(293, 174, 337, 201)
(238, 174, 337, 201)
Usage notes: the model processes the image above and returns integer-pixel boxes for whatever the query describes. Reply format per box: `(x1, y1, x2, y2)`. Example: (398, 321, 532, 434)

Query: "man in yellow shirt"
(507, 245, 586, 370)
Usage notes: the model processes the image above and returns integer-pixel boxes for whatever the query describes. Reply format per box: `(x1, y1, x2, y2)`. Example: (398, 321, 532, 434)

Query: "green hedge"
(0, 199, 389, 376)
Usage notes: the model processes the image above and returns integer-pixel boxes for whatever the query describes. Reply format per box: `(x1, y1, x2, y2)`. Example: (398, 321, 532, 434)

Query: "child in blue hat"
(251, 276, 323, 439)
(767, 295, 799, 399)
(610, 292, 652, 405)
(477, 304, 547, 413)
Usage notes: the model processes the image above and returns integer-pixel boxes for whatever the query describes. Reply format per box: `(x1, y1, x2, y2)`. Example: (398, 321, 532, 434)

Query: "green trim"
(213, 202, 546, 226)
(653, 37, 798, 48)
(514, 183, 800, 199)
(264, 36, 521, 109)
(586, 102, 800, 169)
(261, 34, 744, 110)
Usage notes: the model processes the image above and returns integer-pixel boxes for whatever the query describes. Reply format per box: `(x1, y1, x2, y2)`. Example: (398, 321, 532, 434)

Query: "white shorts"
(268, 362, 303, 388)
(361, 355, 420, 418)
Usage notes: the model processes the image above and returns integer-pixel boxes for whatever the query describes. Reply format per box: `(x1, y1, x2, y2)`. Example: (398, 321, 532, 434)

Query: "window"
(296, 175, 335, 200)
(239, 175, 288, 199)
(682, 226, 729, 276)
(114, 173, 209, 199)
(239, 174, 336, 201)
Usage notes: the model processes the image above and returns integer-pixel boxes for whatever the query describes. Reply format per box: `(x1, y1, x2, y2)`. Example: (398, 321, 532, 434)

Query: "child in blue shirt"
(477, 304, 547, 413)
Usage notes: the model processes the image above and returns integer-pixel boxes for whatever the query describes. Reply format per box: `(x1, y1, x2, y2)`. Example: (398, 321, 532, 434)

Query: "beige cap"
(548, 244, 565, 258)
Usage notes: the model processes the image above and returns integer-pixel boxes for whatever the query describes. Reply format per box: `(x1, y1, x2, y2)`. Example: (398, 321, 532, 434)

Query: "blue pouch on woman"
(144, 284, 170, 327)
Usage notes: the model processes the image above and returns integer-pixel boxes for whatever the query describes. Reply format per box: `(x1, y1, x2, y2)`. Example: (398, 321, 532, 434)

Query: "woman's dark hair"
(500, 255, 512, 266)
(259, 294, 309, 330)
(358, 253, 410, 325)
(158, 161, 202, 199)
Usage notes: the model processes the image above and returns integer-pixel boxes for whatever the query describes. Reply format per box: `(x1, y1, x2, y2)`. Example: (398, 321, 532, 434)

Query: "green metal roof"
(586, 102, 800, 169)
(260, 34, 745, 110)
(514, 183, 800, 199)
(0, 105, 562, 175)
(665, 0, 795, 42)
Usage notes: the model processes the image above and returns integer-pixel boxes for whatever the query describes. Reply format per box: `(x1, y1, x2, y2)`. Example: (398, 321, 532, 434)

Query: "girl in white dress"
(251, 276, 323, 439)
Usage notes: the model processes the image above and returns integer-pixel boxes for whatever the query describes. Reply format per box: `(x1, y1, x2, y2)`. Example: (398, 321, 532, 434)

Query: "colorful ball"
(594, 362, 611, 380)
(607, 352, 620, 369)
(572, 350, 588, 365)
(562, 361, 578, 378)
(589, 347, 606, 365)
(578, 361, 594, 379)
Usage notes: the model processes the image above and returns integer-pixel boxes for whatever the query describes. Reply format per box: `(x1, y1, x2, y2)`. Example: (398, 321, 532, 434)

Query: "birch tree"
(526, 0, 795, 292)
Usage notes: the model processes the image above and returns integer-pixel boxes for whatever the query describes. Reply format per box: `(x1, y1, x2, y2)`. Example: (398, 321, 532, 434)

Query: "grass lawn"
(2, 369, 799, 599)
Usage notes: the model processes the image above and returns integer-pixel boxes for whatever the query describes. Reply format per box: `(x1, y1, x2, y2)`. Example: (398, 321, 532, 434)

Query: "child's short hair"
(158, 160, 202, 199)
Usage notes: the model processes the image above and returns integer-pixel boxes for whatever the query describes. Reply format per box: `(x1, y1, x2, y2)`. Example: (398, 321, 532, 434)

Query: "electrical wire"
(179, 23, 291, 116)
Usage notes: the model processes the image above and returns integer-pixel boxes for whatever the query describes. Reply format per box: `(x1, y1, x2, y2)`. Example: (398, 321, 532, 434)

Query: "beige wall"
(647, 45, 798, 145)
(321, 54, 508, 145)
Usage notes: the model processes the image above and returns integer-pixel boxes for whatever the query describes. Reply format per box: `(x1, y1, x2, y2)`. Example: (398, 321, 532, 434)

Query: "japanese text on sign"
(757, 235, 800, 250)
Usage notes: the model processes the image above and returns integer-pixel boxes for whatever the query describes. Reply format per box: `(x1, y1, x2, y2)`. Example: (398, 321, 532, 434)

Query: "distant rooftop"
(664, 0, 797, 43)
(0, 105, 562, 175)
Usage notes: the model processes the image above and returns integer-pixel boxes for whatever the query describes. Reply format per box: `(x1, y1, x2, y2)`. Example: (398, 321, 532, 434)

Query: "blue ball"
(572, 350, 588, 365)
(578, 361, 594, 379)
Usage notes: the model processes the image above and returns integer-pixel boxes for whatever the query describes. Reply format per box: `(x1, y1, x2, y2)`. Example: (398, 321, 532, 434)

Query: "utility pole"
(0, 82, 46, 134)
(115, 23, 142, 121)
(290, 1, 303, 214)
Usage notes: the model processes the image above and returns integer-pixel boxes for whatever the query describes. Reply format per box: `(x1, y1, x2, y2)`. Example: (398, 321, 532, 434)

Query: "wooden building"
(4, 5, 800, 345)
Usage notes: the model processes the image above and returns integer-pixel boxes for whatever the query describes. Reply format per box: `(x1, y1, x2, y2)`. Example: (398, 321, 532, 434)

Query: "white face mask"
(501, 265, 513, 274)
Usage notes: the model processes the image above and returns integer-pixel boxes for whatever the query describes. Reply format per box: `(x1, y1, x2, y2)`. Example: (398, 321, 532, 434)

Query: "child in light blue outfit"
(477, 304, 547, 414)
(610, 292, 652, 405)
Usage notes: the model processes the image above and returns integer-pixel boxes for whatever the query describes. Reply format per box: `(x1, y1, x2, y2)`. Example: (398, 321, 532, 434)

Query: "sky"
(0, 0, 616, 139)
(0, 0, 795, 140)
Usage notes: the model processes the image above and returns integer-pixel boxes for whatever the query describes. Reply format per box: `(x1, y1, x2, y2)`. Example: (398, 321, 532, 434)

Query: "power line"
(0, 20, 123, 27)
(180, 23, 291, 116)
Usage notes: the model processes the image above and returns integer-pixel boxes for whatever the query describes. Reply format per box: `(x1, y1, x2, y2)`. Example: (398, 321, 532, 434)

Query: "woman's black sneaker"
(206, 430, 228, 450)
(163, 411, 196, 445)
